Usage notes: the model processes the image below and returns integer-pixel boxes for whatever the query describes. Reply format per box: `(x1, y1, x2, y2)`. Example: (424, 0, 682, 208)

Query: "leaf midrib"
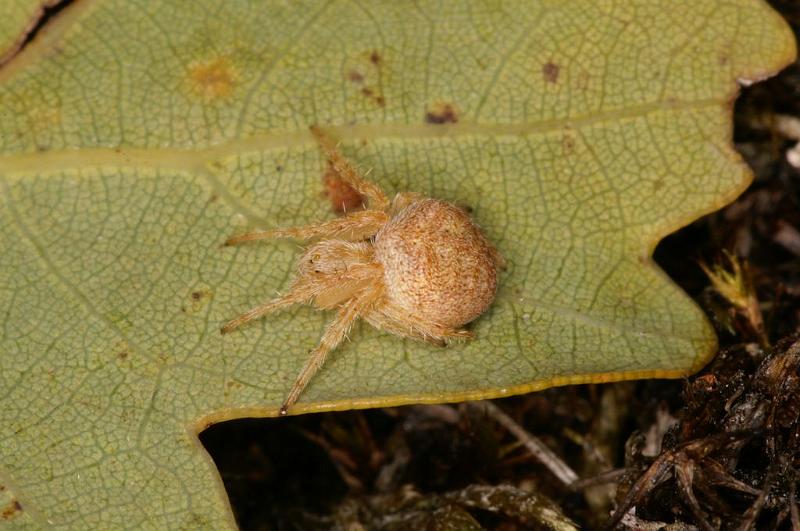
(0, 96, 724, 175)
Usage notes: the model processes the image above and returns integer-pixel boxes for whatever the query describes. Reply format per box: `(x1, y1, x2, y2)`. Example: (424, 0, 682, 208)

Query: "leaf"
(0, 0, 794, 527)
(0, 0, 47, 65)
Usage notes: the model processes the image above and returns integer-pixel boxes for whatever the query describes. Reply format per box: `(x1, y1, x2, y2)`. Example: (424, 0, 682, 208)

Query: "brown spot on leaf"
(112, 341, 131, 361)
(360, 87, 386, 107)
(425, 102, 459, 124)
(323, 164, 365, 213)
(187, 58, 237, 100)
(542, 61, 560, 83)
(347, 70, 364, 83)
(1, 500, 22, 520)
(185, 288, 213, 314)
(561, 131, 576, 155)
(348, 50, 386, 106)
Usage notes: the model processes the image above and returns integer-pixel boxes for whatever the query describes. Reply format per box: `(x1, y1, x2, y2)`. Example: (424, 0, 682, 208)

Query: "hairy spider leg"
(310, 125, 391, 211)
(389, 192, 426, 215)
(280, 289, 381, 415)
(225, 209, 389, 246)
(220, 280, 320, 334)
(364, 303, 475, 345)
(221, 250, 379, 335)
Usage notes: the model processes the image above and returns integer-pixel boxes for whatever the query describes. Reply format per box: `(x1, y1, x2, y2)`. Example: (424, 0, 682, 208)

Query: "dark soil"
(201, 3, 800, 528)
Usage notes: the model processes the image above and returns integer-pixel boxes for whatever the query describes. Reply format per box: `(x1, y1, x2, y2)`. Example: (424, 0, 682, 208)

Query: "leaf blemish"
(542, 61, 560, 83)
(185, 288, 213, 313)
(345, 50, 386, 107)
(348, 50, 385, 106)
(360, 87, 386, 107)
(561, 131, 576, 155)
(425, 102, 459, 124)
(1, 500, 22, 520)
(112, 341, 131, 361)
(347, 70, 364, 83)
(187, 57, 237, 100)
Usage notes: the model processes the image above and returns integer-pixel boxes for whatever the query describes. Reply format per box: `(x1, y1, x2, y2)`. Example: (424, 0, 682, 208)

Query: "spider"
(221, 127, 504, 415)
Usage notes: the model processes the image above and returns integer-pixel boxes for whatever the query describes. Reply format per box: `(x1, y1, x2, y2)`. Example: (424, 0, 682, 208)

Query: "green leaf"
(0, 0, 794, 527)
(0, 0, 46, 65)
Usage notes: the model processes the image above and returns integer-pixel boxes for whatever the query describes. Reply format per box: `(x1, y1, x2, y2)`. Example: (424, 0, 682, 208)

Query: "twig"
(790, 481, 799, 531)
(735, 462, 776, 531)
(472, 400, 579, 486)
(774, 221, 800, 258)
(569, 468, 630, 491)
(773, 114, 800, 140)
(769, 114, 800, 168)
(744, 112, 800, 168)
(619, 510, 685, 530)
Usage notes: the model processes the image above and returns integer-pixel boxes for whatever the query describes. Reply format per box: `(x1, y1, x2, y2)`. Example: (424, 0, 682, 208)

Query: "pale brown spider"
(222, 127, 504, 415)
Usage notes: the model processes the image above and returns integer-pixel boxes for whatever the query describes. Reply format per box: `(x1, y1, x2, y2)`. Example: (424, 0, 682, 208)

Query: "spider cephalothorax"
(222, 127, 504, 414)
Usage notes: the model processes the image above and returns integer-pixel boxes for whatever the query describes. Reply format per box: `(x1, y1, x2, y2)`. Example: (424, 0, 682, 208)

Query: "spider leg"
(220, 280, 318, 334)
(281, 294, 370, 415)
(225, 209, 389, 245)
(389, 192, 426, 215)
(310, 125, 391, 212)
(364, 304, 474, 345)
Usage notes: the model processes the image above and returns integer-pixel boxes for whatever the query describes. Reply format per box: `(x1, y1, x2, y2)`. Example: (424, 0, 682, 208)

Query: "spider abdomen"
(374, 198, 498, 328)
